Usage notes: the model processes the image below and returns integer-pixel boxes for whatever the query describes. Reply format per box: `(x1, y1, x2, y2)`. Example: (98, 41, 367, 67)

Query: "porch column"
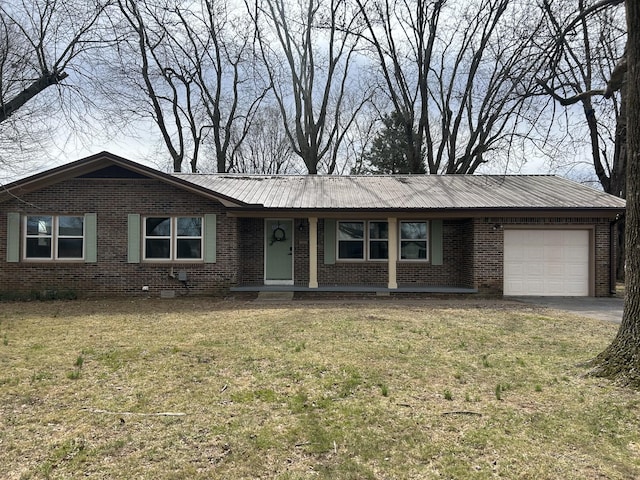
(308, 216, 319, 288)
(388, 217, 398, 289)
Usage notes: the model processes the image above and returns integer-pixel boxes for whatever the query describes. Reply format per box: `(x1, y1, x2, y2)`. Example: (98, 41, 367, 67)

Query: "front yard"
(1, 298, 639, 479)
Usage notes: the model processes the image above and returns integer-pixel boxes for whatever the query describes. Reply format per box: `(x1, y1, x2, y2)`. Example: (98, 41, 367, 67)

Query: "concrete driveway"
(512, 296, 624, 323)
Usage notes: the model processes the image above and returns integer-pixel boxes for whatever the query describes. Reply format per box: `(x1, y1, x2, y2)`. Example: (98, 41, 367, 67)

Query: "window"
(369, 221, 388, 260)
(400, 221, 428, 260)
(336, 220, 430, 261)
(144, 217, 202, 261)
(25, 215, 84, 260)
(337, 221, 364, 259)
(338, 221, 389, 261)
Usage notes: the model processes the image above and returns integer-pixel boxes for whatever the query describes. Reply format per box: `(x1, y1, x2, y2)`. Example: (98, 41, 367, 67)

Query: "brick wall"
(0, 178, 239, 297)
(0, 176, 617, 298)
(242, 214, 612, 296)
(238, 218, 263, 285)
(472, 217, 615, 296)
(315, 219, 474, 288)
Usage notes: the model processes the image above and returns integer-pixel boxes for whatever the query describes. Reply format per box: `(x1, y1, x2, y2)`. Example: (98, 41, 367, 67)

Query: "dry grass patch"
(1, 298, 639, 479)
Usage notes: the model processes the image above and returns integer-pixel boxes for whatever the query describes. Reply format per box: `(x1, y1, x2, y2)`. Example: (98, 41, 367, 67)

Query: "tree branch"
(0, 70, 68, 123)
(536, 78, 606, 105)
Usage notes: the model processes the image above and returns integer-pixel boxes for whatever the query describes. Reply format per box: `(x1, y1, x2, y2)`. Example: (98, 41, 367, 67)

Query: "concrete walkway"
(512, 296, 624, 324)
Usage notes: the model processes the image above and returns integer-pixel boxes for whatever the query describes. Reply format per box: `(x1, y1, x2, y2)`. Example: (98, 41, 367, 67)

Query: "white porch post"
(308, 217, 319, 288)
(388, 217, 398, 289)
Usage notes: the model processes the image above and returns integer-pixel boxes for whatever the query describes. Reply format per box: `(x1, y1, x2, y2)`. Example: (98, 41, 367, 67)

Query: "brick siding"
(472, 217, 614, 296)
(0, 178, 618, 297)
(0, 178, 239, 297)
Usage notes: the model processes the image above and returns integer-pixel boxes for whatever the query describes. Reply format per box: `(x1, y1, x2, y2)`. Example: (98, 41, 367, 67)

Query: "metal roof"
(172, 174, 626, 211)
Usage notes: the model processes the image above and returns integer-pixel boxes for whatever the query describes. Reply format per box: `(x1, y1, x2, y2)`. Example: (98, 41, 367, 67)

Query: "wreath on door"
(270, 226, 286, 245)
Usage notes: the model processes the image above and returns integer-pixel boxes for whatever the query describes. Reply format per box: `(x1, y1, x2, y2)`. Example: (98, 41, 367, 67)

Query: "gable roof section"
(174, 173, 626, 212)
(0, 152, 248, 207)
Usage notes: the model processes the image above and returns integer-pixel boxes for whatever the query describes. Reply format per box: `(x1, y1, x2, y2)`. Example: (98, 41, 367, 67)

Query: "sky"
(1, 118, 594, 187)
(0, 0, 608, 189)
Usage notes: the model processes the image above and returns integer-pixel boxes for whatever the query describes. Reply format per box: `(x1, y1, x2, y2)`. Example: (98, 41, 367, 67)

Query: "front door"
(265, 219, 294, 284)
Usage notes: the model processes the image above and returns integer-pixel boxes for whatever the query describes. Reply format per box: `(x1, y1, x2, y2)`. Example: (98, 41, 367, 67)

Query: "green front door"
(265, 219, 293, 284)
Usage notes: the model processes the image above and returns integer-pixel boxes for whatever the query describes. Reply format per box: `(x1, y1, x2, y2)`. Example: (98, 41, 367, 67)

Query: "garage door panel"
(564, 246, 589, 261)
(504, 264, 524, 276)
(565, 262, 588, 275)
(543, 230, 564, 246)
(527, 263, 544, 276)
(544, 250, 564, 263)
(527, 246, 544, 260)
(504, 230, 589, 296)
(504, 247, 523, 262)
(546, 280, 566, 293)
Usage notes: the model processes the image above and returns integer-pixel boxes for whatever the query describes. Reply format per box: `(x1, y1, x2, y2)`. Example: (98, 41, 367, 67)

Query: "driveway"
(512, 296, 624, 324)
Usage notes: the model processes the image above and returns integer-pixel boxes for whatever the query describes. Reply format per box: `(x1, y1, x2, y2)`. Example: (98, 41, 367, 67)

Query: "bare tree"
(250, 0, 372, 174)
(0, 0, 112, 172)
(536, 0, 627, 281)
(107, 0, 268, 173)
(229, 105, 301, 173)
(537, 0, 626, 197)
(0, 0, 110, 123)
(355, 0, 546, 174)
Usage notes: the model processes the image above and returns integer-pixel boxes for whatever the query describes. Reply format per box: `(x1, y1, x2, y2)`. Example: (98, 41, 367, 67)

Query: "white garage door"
(504, 230, 590, 296)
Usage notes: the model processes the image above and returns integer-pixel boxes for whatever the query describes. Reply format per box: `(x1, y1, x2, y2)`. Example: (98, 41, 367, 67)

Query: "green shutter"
(204, 214, 216, 263)
(84, 213, 97, 263)
(324, 219, 336, 265)
(127, 214, 141, 263)
(7, 212, 20, 263)
(431, 220, 443, 266)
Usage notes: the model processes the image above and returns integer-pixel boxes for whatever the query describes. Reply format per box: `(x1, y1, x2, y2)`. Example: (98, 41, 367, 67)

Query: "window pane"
(58, 238, 83, 258)
(27, 216, 52, 235)
(58, 216, 83, 236)
(26, 238, 52, 258)
(400, 222, 427, 240)
(370, 240, 388, 259)
(146, 217, 171, 236)
(145, 239, 171, 258)
(338, 222, 364, 240)
(401, 241, 427, 259)
(339, 240, 363, 259)
(177, 239, 202, 259)
(369, 221, 388, 239)
(177, 217, 202, 236)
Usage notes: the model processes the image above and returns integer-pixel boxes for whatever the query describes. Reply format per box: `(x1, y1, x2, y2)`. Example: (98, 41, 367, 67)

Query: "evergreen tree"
(361, 112, 426, 174)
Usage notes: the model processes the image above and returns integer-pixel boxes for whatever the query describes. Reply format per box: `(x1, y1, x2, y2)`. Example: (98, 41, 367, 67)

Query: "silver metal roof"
(172, 174, 626, 211)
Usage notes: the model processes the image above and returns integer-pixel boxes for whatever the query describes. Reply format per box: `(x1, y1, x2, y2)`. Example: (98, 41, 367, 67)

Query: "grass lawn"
(1, 298, 639, 479)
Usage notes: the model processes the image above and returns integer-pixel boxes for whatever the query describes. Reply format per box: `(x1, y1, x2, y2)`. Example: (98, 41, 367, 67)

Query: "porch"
(238, 216, 476, 293)
(230, 284, 478, 294)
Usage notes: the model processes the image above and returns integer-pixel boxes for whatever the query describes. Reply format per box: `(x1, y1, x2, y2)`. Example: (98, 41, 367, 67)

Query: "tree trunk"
(589, 0, 640, 386)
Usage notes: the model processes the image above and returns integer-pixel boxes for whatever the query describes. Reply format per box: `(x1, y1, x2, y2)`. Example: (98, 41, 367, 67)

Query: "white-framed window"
(337, 220, 390, 261)
(336, 220, 430, 261)
(369, 221, 389, 260)
(400, 221, 429, 260)
(144, 216, 202, 261)
(24, 215, 84, 260)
